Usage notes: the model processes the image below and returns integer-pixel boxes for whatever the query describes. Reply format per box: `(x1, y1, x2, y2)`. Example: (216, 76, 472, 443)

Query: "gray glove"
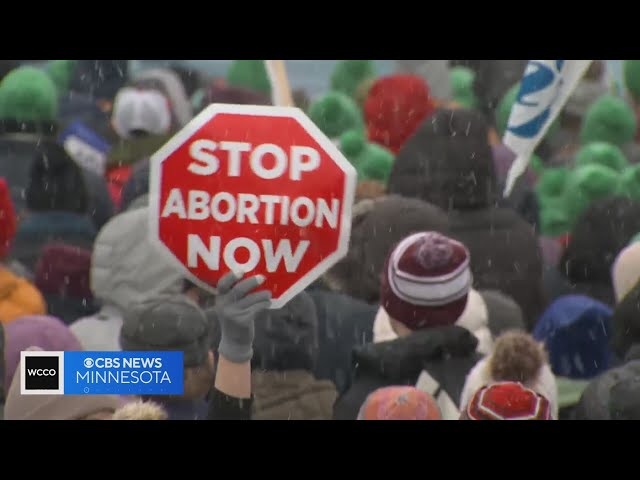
(211, 271, 272, 363)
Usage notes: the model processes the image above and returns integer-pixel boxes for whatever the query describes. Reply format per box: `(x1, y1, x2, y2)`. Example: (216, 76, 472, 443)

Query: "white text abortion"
(161, 139, 341, 275)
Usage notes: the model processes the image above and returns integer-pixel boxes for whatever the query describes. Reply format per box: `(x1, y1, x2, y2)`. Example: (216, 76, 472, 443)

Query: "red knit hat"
(358, 386, 442, 420)
(380, 232, 471, 331)
(0, 177, 16, 259)
(364, 75, 436, 154)
(462, 382, 553, 420)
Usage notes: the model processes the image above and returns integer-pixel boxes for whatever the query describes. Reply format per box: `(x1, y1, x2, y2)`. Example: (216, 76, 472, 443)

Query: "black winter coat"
(333, 325, 481, 420)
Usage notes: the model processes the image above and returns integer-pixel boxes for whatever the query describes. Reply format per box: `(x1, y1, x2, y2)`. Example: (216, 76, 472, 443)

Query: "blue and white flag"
(503, 60, 593, 197)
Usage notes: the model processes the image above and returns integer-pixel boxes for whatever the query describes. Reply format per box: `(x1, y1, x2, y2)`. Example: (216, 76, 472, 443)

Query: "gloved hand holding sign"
(210, 271, 272, 364)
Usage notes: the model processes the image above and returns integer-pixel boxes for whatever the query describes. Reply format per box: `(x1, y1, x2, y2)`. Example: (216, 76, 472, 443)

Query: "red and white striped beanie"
(380, 231, 471, 331)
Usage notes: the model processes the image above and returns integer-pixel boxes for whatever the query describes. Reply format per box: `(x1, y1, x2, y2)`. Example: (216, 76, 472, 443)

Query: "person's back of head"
(26, 140, 89, 215)
(308, 91, 364, 140)
(388, 108, 496, 211)
(111, 400, 168, 420)
(489, 331, 548, 385)
(358, 386, 442, 420)
(379, 231, 471, 335)
(111, 87, 172, 140)
(252, 292, 318, 372)
(121, 294, 213, 401)
(364, 74, 435, 154)
(533, 294, 612, 380)
(580, 94, 636, 147)
(461, 382, 553, 420)
(34, 243, 96, 323)
(324, 195, 450, 303)
(4, 315, 82, 389)
(560, 196, 640, 285)
(460, 330, 557, 418)
(574, 358, 640, 420)
(0, 66, 58, 128)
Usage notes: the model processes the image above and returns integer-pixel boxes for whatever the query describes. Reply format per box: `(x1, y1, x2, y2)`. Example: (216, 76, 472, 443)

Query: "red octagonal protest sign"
(149, 104, 357, 308)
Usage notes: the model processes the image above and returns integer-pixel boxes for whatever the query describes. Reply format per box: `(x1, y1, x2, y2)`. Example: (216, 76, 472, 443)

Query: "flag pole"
(265, 60, 295, 107)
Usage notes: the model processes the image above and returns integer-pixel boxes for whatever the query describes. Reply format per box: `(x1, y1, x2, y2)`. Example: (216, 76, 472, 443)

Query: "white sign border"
(148, 103, 357, 309)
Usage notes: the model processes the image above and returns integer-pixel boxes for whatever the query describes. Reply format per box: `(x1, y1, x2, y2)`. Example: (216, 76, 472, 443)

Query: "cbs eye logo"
(84, 358, 94, 368)
(21, 351, 64, 395)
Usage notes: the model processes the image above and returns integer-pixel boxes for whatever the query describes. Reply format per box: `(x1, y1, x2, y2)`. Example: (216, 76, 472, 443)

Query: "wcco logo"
(21, 351, 64, 395)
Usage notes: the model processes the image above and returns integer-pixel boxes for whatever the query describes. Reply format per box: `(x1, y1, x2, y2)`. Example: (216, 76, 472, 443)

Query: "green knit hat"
(308, 92, 364, 139)
(564, 164, 621, 227)
(617, 164, 640, 202)
(226, 60, 271, 96)
(450, 66, 478, 109)
(539, 198, 571, 237)
(0, 66, 58, 123)
(536, 167, 572, 236)
(535, 167, 571, 207)
(340, 129, 394, 183)
(580, 94, 637, 146)
(574, 142, 629, 172)
(495, 82, 560, 139)
(46, 60, 77, 96)
(623, 60, 640, 101)
(331, 60, 376, 99)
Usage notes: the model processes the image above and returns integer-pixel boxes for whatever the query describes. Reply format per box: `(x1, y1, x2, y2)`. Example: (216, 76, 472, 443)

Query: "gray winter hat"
(479, 290, 526, 338)
(121, 295, 210, 368)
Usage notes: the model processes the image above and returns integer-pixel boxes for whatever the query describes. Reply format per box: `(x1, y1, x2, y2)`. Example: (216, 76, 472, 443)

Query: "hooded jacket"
(69, 206, 184, 351)
(388, 109, 545, 327)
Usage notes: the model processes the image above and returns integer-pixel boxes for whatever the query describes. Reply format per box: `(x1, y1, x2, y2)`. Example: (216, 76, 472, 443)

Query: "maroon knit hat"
(380, 232, 471, 331)
(461, 382, 552, 420)
(34, 243, 93, 298)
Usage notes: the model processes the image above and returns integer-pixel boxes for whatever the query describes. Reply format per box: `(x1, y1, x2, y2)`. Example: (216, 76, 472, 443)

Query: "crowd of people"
(1, 59, 640, 420)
